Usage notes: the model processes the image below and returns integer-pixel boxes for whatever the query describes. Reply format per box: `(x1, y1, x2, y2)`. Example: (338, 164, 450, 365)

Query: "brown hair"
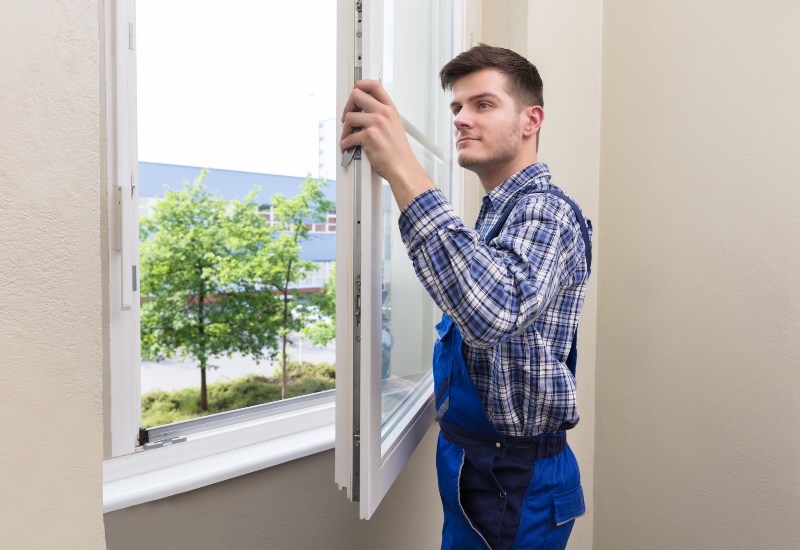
(439, 43, 543, 110)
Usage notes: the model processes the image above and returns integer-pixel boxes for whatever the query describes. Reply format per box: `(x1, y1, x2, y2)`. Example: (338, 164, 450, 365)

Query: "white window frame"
(334, 0, 473, 519)
(103, 0, 477, 516)
(102, 0, 338, 512)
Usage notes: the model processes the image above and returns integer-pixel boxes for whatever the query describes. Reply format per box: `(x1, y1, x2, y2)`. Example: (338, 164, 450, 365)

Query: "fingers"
(340, 84, 391, 151)
(339, 111, 371, 152)
(341, 80, 393, 121)
(353, 79, 395, 109)
(339, 80, 406, 168)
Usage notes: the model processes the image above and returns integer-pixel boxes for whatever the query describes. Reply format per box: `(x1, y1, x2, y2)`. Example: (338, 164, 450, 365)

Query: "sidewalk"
(140, 335, 335, 394)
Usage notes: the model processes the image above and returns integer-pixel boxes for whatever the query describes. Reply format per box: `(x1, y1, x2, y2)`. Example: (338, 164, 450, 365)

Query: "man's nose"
(453, 110, 473, 130)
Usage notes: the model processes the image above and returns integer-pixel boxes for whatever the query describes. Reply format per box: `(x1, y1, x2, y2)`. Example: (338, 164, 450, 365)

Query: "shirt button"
(495, 442, 501, 448)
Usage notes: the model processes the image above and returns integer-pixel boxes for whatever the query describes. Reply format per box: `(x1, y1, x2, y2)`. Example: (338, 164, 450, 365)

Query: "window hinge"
(138, 427, 187, 450)
(138, 427, 149, 446)
(128, 22, 134, 51)
(143, 436, 188, 450)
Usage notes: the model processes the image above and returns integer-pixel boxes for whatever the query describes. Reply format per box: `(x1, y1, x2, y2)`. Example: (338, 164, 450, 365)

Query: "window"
(105, 0, 340, 508)
(334, 0, 465, 519)
(104, 0, 473, 515)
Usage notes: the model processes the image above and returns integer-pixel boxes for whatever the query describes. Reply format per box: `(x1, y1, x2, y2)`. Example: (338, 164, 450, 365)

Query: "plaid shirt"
(398, 163, 591, 436)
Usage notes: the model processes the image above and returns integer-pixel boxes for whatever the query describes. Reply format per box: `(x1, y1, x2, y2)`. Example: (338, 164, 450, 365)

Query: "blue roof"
(300, 233, 336, 262)
(138, 161, 336, 206)
(139, 162, 336, 263)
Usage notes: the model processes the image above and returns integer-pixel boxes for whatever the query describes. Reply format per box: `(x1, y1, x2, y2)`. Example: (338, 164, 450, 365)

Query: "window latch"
(341, 0, 363, 168)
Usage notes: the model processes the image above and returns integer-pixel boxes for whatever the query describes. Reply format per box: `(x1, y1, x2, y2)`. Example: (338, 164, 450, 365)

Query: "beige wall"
(596, 2, 800, 549)
(527, 3, 603, 549)
(105, 425, 442, 550)
(0, 1, 107, 548)
(10, 1, 800, 549)
(483, 3, 603, 549)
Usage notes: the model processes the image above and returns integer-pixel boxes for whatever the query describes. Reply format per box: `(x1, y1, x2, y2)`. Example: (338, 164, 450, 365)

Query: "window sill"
(103, 400, 334, 513)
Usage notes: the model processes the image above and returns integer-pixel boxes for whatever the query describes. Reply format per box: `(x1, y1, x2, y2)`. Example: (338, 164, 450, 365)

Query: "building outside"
(137, 161, 336, 291)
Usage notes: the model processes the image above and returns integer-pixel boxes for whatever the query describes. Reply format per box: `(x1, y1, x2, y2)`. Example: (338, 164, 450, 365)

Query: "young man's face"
(449, 68, 536, 182)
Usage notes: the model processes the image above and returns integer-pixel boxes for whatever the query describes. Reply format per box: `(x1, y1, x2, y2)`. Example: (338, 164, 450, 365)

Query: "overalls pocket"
(544, 484, 585, 548)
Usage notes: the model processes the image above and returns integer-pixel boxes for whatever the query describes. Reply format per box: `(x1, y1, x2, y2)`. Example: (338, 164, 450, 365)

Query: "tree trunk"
(198, 276, 208, 411)
(280, 259, 293, 401)
(199, 362, 208, 411)
(281, 331, 288, 400)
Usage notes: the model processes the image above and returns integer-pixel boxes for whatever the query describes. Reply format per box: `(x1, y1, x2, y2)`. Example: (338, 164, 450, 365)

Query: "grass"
(141, 361, 335, 428)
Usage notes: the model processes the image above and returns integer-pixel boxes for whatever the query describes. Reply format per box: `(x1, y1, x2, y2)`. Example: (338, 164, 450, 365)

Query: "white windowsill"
(103, 401, 335, 513)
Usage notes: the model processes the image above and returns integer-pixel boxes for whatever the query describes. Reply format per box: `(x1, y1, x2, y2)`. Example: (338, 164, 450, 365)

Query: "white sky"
(136, 0, 337, 177)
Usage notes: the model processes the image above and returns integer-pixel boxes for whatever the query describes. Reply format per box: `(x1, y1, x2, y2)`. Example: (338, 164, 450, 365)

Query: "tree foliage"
(303, 264, 336, 347)
(140, 170, 335, 409)
(259, 175, 335, 399)
(141, 171, 320, 411)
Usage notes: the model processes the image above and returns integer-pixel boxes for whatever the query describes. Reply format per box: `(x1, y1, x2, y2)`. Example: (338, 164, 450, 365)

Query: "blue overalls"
(433, 187, 592, 550)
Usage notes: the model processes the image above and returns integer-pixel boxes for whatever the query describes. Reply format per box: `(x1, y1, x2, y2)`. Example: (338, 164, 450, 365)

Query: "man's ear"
(521, 105, 544, 138)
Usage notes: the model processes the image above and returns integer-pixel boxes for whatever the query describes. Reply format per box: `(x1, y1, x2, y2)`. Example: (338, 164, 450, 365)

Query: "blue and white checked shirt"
(399, 163, 591, 437)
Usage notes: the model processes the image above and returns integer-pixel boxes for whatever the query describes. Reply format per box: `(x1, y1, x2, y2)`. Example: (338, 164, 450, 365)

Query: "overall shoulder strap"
(484, 187, 592, 271)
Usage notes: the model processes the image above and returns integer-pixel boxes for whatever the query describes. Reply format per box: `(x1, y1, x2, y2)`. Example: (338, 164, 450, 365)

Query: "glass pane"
(379, 1, 453, 436)
(136, 0, 337, 428)
(383, 0, 448, 154)
(380, 138, 447, 433)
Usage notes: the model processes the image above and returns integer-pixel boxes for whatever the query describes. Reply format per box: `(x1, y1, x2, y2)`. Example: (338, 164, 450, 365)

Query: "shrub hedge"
(141, 361, 335, 428)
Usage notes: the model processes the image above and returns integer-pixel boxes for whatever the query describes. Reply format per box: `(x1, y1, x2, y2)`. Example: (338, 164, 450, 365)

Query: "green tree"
(139, 170, 280, 411)
(255, 174, 334, 399)
(303, 263, 336, 347)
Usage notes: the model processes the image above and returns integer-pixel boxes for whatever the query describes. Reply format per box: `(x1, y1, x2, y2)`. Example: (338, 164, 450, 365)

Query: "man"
(341, 44, 592, 550)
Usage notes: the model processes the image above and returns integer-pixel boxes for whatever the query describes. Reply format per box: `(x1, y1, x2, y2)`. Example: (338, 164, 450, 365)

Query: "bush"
(287, 376, 335, 397)
(285, 360, 335, 380)
(141, 362, 336, 428)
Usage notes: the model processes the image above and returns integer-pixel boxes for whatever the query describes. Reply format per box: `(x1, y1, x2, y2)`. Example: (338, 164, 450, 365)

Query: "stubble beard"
(456, 128, 522, 181)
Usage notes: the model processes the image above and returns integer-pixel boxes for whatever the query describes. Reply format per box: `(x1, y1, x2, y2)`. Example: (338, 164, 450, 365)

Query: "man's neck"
(478, 157, 539, 193)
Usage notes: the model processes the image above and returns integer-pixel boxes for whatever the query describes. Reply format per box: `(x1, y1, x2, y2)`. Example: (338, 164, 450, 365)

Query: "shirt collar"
(484, 162, 552, 212)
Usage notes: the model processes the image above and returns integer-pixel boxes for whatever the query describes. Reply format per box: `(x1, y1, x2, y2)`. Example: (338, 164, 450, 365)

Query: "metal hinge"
(138, 427, 149, 446)
(128, 22, 134, 51)
(138, 427, 187, 450)
(143, 436, 187, 450)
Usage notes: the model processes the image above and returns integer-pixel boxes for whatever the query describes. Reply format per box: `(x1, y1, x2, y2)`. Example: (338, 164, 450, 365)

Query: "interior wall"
(105, 425, 442, 550)
(526, 3, 603, 549)
(596, 2, 800, 549)
(0, 1, 107, 548)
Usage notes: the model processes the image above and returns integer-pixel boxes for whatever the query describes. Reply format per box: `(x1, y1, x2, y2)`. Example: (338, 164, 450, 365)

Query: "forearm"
(385, 161, 435, 211)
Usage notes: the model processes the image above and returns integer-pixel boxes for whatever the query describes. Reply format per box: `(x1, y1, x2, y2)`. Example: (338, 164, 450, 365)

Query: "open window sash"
(107, 0, 142, 458)
(335, 0, 464, 520)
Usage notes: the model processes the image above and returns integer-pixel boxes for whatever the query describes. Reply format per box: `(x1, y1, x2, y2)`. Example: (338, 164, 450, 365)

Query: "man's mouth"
(456, 136, 477, 146)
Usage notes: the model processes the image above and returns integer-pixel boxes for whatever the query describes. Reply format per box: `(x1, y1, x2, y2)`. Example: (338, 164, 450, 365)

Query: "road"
(140, 334, 335, 394)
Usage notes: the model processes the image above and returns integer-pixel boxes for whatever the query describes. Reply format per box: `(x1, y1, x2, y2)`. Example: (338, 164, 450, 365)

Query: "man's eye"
(452, 106, 462, 115)
(478, 102, 490, 109)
